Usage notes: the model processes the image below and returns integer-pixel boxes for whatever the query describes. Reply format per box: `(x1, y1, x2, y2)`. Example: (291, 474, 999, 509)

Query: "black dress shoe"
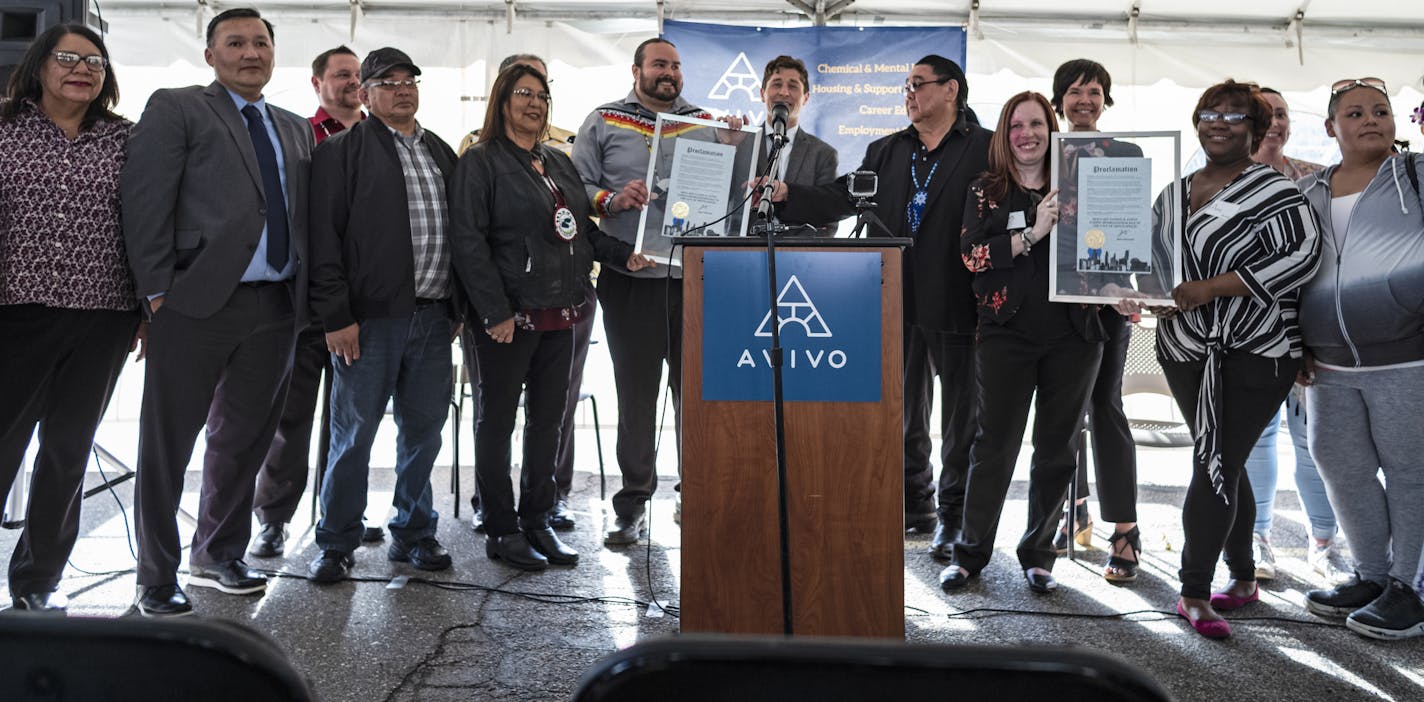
(524, 526, 579, 565)
(388, 537, 453, 571)
(1025, 569, 1058, 594)
(604, 511, 646, 546)
(135, 584, 193, 617)
(308, 550, 355, 583)
(12, 589, 68, 614)
(486, 533, 548, 571)
(248, 523, 286, 558)
(548, 500, 576, 531)
(928, 521, 958, 562)
(362, 524, 385, 543)
(187, 560, 267, 595)
(939, 564, 974, 592)
(471, 507, 486, 534)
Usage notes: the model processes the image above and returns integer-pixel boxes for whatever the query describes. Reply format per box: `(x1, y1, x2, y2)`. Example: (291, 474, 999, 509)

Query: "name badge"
(1007, 211, 1027, 229)
(1203, 200, 1242, 219)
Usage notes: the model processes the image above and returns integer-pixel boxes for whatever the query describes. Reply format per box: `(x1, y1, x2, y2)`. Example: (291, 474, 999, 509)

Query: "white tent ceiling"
(88, 1, 1424, 166)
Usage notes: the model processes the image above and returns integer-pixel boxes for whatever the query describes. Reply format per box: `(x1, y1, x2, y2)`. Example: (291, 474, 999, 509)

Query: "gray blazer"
(760, 127, 839, 236)
(122, 81, 313, 320)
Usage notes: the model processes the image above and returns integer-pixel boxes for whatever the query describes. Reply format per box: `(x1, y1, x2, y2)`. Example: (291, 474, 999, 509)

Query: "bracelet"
(600, 190, 618, 215)
(1020, 230, 1033, 255)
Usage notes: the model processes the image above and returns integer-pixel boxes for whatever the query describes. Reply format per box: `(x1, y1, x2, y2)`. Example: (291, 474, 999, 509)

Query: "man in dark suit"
(774, 55, 991, 559)
(121, 7, 313, 616)
(754, 55, 839, 236)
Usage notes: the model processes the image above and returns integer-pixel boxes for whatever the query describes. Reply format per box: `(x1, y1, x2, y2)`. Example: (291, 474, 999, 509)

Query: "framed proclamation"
(634, 113, 761, 267)
(1048, 131, 1181, 306)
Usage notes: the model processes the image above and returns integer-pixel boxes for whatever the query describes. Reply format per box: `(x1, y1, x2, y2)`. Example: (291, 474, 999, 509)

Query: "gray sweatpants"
(1306, 363, 1424, 586)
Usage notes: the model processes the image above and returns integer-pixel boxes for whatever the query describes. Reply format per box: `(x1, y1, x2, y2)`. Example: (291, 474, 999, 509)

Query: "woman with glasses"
(941, 91, 1104, 596)
(1240, 88, 1347, 587)
(451, 64, 651, 570)
(1295, 77, 1424, 641)
(1119, 80, 1321, 638)
(1047, 58, 1144, 584)
(0, 24, 139, 612)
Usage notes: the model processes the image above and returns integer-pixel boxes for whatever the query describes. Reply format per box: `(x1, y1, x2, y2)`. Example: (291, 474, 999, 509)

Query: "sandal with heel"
(1104, 526, 1141, 584)
(1054, 501, 1093, 554)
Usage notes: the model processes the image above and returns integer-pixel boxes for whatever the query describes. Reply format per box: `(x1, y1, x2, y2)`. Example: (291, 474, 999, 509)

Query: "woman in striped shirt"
(1121, 80, 1322, 639)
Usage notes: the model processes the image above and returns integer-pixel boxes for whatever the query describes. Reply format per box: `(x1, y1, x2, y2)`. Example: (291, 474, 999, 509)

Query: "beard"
(639, 73, 680, 102)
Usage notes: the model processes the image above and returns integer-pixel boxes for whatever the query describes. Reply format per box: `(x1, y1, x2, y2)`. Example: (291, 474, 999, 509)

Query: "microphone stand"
(751, 132, 794, 636)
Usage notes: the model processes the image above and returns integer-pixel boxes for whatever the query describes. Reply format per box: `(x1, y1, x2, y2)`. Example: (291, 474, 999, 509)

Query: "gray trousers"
(1307, 363, 1424, 586)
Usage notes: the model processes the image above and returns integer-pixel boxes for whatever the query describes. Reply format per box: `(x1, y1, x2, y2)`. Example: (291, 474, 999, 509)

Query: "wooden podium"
(680, 240, 906, 638)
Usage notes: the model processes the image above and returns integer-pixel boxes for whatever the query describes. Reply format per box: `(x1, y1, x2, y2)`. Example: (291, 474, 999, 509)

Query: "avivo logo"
(737, 276, 848, 370)
(702, 250, 881, 403)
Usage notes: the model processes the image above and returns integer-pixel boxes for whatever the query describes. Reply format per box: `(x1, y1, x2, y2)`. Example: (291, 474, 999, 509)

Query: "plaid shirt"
(391, 124, 450, 299)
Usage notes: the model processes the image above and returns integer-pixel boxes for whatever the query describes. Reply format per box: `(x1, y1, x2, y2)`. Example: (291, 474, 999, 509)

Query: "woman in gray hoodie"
(1296, 78, 1424, 641)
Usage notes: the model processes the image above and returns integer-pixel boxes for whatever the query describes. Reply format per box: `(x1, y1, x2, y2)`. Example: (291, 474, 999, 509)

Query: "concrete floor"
(3, 426, 1423, 701)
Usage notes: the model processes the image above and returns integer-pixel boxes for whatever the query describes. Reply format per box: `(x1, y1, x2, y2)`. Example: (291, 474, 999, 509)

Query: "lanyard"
(906, 150, 939, 235)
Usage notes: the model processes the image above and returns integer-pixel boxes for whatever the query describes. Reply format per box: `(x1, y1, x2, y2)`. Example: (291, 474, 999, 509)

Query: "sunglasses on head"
(1330, 77, 1388, 96)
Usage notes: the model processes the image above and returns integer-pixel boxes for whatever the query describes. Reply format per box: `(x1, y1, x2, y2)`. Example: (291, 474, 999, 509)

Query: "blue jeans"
(317, 305, 451, 552)
(1244, 392, 1337, 540)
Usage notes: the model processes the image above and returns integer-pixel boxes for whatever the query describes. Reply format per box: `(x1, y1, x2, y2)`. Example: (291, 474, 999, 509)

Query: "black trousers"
(952, 325, 1102, 574)
(0, 305, 138, 597)
(1068, 310, 1138, 522)
(1160, 351, 1296, 600)
(251, 322, 330, 525)
(596, 270, 681, 519)
(472, 326, 572, 537)
(902, 324, 976, 523)
(135, 283, 295, 586)
(555, 295, 597, 500)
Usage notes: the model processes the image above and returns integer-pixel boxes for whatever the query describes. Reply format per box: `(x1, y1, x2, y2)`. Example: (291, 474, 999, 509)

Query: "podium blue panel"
(702, 250, 880, 402)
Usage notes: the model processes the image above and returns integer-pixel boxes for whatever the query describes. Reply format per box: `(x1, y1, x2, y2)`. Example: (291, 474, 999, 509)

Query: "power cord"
(63, 446, 141, 577)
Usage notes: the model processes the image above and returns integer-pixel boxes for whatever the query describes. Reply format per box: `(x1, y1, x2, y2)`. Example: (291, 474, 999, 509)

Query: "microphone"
(769, 102, 789, 146)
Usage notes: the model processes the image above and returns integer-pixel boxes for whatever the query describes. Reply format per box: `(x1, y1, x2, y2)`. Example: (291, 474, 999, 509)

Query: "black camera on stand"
(847, 171, 892, 238)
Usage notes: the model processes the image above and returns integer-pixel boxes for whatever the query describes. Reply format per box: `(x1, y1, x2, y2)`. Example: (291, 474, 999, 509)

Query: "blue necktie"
(241, 104, 289, 271)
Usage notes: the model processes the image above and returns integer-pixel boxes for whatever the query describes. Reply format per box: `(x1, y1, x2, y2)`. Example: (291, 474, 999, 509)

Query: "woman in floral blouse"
(0, 23, 139, 612)
(938, 91, 1104, 597)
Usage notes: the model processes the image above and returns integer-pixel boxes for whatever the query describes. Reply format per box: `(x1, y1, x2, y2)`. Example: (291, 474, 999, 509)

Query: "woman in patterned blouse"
(940, 92, 1104, 597)
(0, 23, 139, 612)
(1120, 80, 1322, 639)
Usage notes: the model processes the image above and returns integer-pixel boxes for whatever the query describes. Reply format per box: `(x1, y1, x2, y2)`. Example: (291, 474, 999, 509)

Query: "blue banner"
(663, 20, 967, 169)
(702, 250, 881, 402)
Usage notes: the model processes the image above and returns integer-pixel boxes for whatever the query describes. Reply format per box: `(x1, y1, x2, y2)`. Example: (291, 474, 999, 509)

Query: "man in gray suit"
(756, 55, 839, 236)
(122, 7, 313, 617)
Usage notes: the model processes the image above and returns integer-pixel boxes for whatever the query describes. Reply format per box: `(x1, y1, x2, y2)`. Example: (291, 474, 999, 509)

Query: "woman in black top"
(450, 64, 651, 570)
(940, 91, 1104, 595)
(1048, 59, 1143, 583)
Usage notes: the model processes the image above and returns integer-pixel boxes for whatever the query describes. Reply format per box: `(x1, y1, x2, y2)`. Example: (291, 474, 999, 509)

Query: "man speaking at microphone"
(753, 55, 839, 236)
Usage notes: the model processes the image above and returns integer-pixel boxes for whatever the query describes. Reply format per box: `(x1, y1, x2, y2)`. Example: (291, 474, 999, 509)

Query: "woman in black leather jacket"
(451, 63, 651, 570)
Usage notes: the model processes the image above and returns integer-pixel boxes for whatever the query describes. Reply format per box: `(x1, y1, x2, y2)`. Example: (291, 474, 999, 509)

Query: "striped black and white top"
(1151, 162, 1321, 500)
(1154, 163, 1322, 363)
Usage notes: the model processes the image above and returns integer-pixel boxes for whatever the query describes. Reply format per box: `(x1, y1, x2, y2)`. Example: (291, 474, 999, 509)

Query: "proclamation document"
(1076, 157, 1152, 274)
(634, 113, 759, 267)
(1049, 131, 1180, 306)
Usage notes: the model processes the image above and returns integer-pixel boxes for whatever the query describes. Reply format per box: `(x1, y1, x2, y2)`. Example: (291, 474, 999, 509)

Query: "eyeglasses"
(366, 78, 419, 90)
(52, 50, 107, 71)
(512, 87, 552, 104)
(1331, 77, 1388, 96)
(904, 76, 951, 95)
(1198, 110, 1251, 124)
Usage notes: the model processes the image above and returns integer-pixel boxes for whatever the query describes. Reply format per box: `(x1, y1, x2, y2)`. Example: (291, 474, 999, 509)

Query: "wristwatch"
(1019, 229, 1033, 255)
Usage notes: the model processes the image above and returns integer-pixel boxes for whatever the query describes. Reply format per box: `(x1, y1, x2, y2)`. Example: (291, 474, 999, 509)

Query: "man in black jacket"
(775, 55, 991, 559)
(305, 48, 461, 583)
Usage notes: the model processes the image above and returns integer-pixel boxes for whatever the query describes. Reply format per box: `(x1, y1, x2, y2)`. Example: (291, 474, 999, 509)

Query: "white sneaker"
(1252, 532, 1276, 581)
(1309, 539, 1352, 585)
